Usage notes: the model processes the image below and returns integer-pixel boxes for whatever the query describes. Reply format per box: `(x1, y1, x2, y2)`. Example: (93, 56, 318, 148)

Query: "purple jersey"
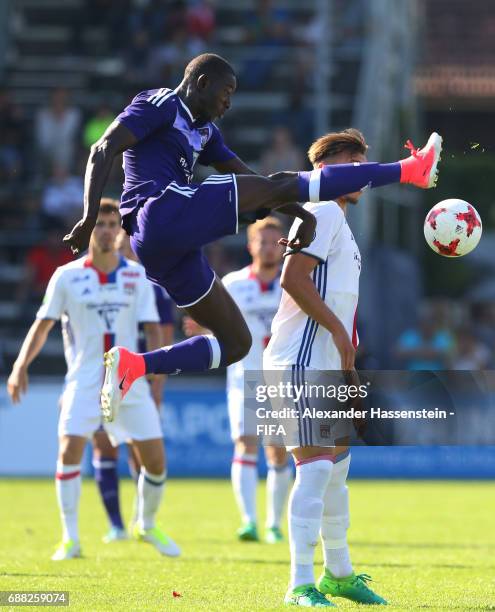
(117, 88, 235, 224)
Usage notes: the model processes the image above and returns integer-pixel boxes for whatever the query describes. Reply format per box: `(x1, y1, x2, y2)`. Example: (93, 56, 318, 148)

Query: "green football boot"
(317, 569, 387, 605)
(237, 521, 259, 541)
(265, 526, 284, 544)
(284, 584, 336, 607)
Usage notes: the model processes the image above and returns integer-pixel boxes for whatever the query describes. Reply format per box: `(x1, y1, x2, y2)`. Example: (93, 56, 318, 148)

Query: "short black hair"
(183, 53, 235, 83)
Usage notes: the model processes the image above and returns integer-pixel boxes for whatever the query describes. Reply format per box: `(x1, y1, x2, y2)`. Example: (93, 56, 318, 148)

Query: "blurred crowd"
(1, 0, 494, 373)
(391, 300, 495, 371)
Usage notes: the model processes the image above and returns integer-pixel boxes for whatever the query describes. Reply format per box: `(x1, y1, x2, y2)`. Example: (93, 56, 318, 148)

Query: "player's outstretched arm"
(7, 318, 55, 403)
(213, 156, 257, 176)
(281, 254, 355, 370)
(63, 121, 138, 255)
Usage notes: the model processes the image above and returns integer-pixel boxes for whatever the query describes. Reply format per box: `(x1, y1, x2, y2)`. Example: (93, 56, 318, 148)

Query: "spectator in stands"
(395, 312, 454, 370)
(83, 104, 114, 149)
(0, 89, 27, 188)
(150, 27, 204, 84)
(452, 326, 492, 370)
(470, 302, 495, 348)
(125, 29, 153, 87)
(35, 88, 81, 174)
(241, 0, 293, 89)
(260, 127, 305, 176)
(41, 163, 84, 227)
(16, 223, 73, 307)
(186, 0, 216, 42)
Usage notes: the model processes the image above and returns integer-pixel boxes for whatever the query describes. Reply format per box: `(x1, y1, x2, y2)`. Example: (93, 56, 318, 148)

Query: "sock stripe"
(204, 335, 221, 369)
(92, 460, 117, 469)
(295, 454, 336, 467)
(143, 472, 166, 486)
(56, 470, 80, 480)
(309, 169, 321, 202)
(232, 458, 257, 467)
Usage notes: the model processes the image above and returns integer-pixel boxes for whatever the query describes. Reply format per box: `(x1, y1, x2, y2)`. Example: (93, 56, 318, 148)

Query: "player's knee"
(236, 437, 257, 456)
(223, 326, 252, 365)
(265, 445, 288, 467)
(144, 457, 165, 475)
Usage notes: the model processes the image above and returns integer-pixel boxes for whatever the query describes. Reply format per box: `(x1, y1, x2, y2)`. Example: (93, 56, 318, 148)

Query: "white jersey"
(223, 265, 282, 387)
(264, 201, 360, 370)
(37, 255, 159, 393)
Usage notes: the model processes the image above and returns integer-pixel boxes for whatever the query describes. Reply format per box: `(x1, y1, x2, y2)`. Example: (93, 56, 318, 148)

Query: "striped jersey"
(116, 87, 235, 224)
(37, 256, 158, 391)
(222, 265, 282, 388)
(264, 201, 361, 370)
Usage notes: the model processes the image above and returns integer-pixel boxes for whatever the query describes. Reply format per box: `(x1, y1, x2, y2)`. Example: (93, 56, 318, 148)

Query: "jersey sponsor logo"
(121, 270, 140, 278)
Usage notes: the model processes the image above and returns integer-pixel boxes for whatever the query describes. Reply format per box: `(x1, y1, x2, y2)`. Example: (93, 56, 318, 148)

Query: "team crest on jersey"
(124, 282, 136, 295)
(198, 127, 210, 148)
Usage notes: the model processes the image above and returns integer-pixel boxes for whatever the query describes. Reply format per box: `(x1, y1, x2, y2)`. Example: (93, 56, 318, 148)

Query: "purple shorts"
(127, 174, 238, 307)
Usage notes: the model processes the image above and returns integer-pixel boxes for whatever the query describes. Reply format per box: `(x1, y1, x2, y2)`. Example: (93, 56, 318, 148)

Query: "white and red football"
(424, 199, 482, 257)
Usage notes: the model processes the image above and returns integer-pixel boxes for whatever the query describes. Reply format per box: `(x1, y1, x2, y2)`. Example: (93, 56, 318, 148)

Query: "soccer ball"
(424, 199, 482, 257)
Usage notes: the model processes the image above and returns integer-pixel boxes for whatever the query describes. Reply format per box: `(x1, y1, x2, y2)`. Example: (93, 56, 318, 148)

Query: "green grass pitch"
(1, 479, 494, 610)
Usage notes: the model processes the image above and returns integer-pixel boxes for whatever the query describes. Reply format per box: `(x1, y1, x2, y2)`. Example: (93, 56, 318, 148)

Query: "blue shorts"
(127, 174, 238, 307)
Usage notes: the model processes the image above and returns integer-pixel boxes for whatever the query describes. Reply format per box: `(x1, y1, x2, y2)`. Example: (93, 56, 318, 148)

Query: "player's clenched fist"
(63, 217, 96, 255)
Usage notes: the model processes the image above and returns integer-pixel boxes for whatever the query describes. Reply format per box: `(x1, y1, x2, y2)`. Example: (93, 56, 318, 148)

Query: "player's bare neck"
(175, 83, 199, 120)
(252, 261, 279, 283)
(336, 199, 348, 215)
(89, 249, 120, 274)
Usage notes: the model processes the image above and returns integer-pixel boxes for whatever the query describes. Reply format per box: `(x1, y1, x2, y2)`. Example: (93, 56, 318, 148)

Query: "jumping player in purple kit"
(63, 53, 442, 419)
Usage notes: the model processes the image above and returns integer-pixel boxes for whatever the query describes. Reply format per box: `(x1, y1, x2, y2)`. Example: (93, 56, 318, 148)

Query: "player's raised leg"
(131, 438, 180, 557)
(265, 445, 291, 544)
(317, 451, 387, 605)
(52, 435, 86, 560)
(233, 131, 443, 218)
(92, 429, 128, 543)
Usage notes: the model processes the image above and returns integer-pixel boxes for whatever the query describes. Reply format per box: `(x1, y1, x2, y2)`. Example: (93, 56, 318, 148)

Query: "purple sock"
(298, 162, 401, 202)
(93, 456, 124, 530)
(143, 334, 224, 375)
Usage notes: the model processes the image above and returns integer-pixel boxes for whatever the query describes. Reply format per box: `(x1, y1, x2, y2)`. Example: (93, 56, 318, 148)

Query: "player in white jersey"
(91, 229, 174, 543)
(184, 218, 292, 543)
(7, 200, 180, 560)
(264, 131, 386, 607)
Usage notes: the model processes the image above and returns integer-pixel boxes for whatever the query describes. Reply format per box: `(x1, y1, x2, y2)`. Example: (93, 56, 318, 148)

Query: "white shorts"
(58, 378, 162, 446)
(262, 363, 350, 451)
(228, 382, 260, 441)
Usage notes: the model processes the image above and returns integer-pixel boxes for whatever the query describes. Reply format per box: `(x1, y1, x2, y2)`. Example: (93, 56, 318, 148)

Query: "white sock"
(266, 462, 292, 528)
(55, 462, 81, 543)
(231, 453, 258, 524)
(289, 458, 334, 589)
(137, 468, 166, 530)
(321, 453, 353, 578)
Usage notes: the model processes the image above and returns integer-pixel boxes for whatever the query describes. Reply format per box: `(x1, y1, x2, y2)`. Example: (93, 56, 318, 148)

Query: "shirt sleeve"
(137, 274, 160, 323)
(36, 268, 66, 320)
(152, 283, 174, 325)
(116, 90, 176, 142)
(197, 123, 236, 166)
(287, 202, 345, 263)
